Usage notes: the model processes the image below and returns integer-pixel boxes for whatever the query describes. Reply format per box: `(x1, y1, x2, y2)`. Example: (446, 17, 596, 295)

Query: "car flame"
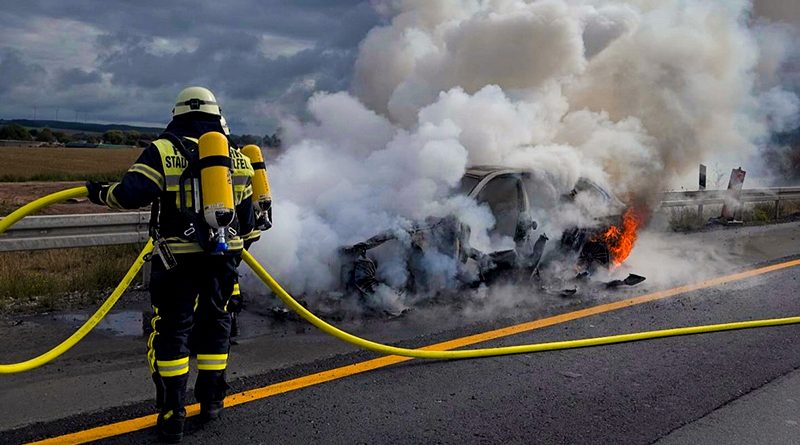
(596, 207, 644, 267)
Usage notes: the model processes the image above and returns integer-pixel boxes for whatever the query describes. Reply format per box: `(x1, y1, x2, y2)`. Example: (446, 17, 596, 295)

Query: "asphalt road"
(1, 222, 799, 444)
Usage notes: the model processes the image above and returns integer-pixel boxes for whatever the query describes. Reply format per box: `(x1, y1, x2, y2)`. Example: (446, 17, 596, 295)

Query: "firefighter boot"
(158, 375, 188, 442)
(200, 400, 224, 423)
(157, 408, 186, 444)
(196, 370, 229, 423)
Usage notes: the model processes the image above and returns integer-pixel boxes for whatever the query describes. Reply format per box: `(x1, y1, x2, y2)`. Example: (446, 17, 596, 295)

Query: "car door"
(475, 174, 524, 244)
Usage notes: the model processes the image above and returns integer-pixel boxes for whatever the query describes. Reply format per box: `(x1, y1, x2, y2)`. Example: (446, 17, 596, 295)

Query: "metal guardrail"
(659, 187, 800, 208)
(0, 212, 150, 252)
(1, 187, 799, 252)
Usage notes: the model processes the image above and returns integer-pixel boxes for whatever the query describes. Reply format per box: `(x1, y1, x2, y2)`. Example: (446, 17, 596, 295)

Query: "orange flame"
(596, 207, 643, 267)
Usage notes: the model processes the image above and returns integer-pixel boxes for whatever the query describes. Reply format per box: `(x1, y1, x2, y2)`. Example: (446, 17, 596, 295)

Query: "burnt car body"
(339, 166, 626, 302)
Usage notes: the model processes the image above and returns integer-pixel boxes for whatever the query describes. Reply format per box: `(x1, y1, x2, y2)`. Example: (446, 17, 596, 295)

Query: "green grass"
(0, 244, 144, 314)
(744, 202, 775, 224)
(667, 200, 800, 231)
(667, 207, 708, 231)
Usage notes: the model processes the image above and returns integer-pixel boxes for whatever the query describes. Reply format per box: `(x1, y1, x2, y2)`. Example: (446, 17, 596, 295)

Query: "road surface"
(1, 222, 799, 444)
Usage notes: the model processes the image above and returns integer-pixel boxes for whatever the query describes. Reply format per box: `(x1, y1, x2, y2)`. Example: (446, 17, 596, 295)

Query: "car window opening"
(477, 175, 521, 243)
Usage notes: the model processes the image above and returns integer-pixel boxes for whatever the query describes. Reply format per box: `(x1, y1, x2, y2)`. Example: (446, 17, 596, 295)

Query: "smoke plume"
(246, 0, 798, 300)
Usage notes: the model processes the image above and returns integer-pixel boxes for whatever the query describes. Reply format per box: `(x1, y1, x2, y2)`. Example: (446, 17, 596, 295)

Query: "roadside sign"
(721, 167, 746, 220)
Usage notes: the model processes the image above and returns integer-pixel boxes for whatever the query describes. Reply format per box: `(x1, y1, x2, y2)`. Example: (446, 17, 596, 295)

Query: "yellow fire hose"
(2, 186, 800, 373)
(243, 252, 800, 358)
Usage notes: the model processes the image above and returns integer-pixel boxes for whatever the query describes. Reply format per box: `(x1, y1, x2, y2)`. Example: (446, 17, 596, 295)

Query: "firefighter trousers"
(147, 252, 238, 411)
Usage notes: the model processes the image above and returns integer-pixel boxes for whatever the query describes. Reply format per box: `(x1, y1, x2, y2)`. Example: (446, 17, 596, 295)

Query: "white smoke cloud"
(254, 91, 480, 294)
(248, 0, 799, 299)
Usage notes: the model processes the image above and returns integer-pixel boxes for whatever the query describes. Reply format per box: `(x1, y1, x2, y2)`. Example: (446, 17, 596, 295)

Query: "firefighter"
(86, 86, 261, 443)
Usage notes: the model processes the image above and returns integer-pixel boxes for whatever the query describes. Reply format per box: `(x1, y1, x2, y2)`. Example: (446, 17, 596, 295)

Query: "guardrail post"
(775, 199, 780, 221)
(698, 164, 706, 221)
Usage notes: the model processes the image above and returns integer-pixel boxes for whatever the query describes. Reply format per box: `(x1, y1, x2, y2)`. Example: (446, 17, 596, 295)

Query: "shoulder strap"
(148, 197, 160, 238)
(159, 132, 192, 159)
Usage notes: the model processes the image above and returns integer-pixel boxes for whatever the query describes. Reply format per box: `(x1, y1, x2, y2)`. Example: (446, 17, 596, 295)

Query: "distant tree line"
(0, 124, 34, 141)
(229, 131, 282, 149)
(99, 129, 156, 147)
(0, 124, 70, 143)
(1, 123, 283, 150)
(0, 124, 155, 146)
(0, 119, 162, 135)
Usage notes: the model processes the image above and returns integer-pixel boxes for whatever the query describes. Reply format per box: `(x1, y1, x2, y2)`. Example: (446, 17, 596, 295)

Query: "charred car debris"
(338, 166, 645, 305)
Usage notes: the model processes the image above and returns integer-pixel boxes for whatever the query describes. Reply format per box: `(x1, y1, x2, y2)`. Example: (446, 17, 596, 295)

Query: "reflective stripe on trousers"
(157, 356, 190, 377)
(197, 353, 228, 371)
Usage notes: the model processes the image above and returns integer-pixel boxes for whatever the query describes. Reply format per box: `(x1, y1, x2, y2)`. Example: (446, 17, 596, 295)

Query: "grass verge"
(0, 244, 144, 315)
(666, 200, 800, 231)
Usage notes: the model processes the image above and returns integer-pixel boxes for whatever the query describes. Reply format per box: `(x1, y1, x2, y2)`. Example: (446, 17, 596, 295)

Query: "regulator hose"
(2, 186, 800, 373)
(0, 186, 153, 374)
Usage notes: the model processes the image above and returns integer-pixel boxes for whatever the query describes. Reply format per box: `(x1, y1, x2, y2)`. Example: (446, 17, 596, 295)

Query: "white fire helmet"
(172, 86, 221, 117)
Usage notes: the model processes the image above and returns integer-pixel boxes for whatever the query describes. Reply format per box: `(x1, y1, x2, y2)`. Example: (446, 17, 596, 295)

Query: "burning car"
(338, 166, 643, 304)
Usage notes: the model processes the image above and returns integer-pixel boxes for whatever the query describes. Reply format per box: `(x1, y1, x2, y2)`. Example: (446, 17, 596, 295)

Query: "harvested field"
(0, 146, 144, 216)
(0, 146, 141, 182)
(0, 181, 129, 216)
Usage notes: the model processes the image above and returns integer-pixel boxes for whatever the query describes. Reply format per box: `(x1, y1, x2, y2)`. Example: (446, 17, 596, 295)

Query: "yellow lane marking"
(28, 258, 800, 444)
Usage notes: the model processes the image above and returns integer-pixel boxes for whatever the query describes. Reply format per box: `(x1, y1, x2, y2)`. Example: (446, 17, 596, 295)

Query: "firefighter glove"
(86, 181, 109, 206)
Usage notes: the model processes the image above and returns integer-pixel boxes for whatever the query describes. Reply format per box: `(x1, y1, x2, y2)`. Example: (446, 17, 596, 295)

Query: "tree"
(124, 130, 140, 146)
(263, 131, 282, 149)
(103, 130, 125, 145)
(53, 131, 71, 143)
(71, 132, 95, 143)
(230, 134, 259, 146)
(0, 124, 33, 140)
(35, 128, 56, 143)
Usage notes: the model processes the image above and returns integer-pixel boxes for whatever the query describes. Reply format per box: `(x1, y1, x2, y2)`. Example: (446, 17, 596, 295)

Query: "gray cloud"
(0, 1, 379, 134)
(753, 0, 800, 24)
(54, 68, 102, 91)
(0, 48, 47, 95)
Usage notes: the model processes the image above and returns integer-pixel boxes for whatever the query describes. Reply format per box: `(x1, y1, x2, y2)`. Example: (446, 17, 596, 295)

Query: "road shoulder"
(654, 366, 800, 445)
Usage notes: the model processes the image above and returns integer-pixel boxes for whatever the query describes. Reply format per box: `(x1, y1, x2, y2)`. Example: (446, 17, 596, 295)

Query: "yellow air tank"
(198, 132, 235, 231)
(241, 144, 272, 210)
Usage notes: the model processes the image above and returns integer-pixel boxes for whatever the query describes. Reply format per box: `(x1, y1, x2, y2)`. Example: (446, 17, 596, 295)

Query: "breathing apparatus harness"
(146, 131, 239, 269)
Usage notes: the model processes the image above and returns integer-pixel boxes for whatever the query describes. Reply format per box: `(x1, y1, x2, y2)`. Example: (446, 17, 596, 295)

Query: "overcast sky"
(1, 1, 797, 136)
(0, 0, 379, 134)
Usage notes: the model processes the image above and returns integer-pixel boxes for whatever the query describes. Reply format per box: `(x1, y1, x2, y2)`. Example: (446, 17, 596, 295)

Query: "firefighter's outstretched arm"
(86, 145, 164, 209)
